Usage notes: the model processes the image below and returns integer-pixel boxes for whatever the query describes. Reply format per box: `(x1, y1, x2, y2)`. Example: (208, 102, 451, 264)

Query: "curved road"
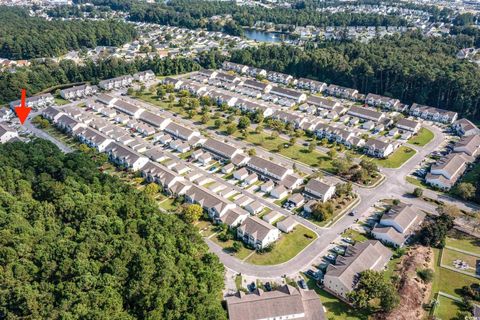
(204, 125, 478, 278)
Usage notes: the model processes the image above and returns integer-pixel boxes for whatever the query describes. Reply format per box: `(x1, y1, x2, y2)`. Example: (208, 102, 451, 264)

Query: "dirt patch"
(375, 246, 434, 320)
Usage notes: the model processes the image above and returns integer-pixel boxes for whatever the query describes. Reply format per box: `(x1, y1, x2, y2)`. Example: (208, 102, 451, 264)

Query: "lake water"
(244, 29, 292, 43)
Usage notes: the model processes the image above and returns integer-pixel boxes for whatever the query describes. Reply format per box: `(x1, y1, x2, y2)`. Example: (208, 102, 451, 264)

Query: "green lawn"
(54, 97, 70, 105)
(195, 220, 217, 238)
(235, 275, 243, 290)
(373, 146, 416, 168)
(458, 161, 480, 185)
(211, 236, 253, 260)
(407, 127, 434, 146)
(441, 248, 479, 276)
(431, 248, 479, 299)
(446, 235, 480, 255)
(433, 295, 463, 320)
(341, 229, 369, 243)
(158, 198, 179, 212)
(235, 131, 334, 171)
(246, 225, 317, 265)
(305, 278, 371, 320)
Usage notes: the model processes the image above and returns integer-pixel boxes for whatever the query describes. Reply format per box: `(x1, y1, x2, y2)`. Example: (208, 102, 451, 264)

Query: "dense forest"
(227, 32, 480, 120)
(0, 56, 200, 104)
(0, 7, 136, 59)
(70, 0, 409, 33)
(0, 139, 226, 319)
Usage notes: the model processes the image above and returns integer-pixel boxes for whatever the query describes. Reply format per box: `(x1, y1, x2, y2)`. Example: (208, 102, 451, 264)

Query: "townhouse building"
(304, 179, 336, 203)
(325, 84, 359, 100)
(452, 118, 480, 137)
(323, 240, 392, 301)
(0, 123, 18, 144)
(10, 93, 54, 110)
(60, 84, 98, 100)
(347, 106, 385, 123)
(237, 216, 280, 249)
(371, 202, 425, 247)
(225, 285, 326, 320)
(296, 78, 327, 93)
(246, 156, 293, 182)
(365, 93, 401, 111)
(105, 142, 149, 171)
(409, 103, 458, 124)
(363, 138, 394, 158)
(98, 75, 134, 90)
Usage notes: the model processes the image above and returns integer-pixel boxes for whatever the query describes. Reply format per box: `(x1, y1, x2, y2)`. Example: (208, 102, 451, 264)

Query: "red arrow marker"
(15, 89, 31, 125)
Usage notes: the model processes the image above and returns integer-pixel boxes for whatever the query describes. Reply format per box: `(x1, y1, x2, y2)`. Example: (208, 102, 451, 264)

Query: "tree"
(419, 213, 455, 248)
(144, 182, 159, 196)
(413, 187, 423, 197)
(201, 113, 210, 124)
(255, 124, 264, 133)
(248, 148, 256, 156)
(237, 116, 251, 130)
(327, 149, 337, 159)
(308, 142, 316, 153)
(347, 270, 399, 312)
(226, 124, 237, 135)
(455, 182, 476, 200)
(277, 143, 285, 152)
(311, 202, 334, 222)
(0, 139, 227, 319)
(232, 242, 242, 253)
(417, 268, 434, 283)
(289, 137, 297, 146)
(214, 119, 223, 129)
(182, 204, 203, 224)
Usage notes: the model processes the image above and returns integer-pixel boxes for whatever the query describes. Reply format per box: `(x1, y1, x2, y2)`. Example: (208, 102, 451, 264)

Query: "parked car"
(325, 253, 336, 262)
(264, 282, 272, 291)
(305, 269, 321, 280)
(248, 282, 256, 292)
(298, 279, 307, 289)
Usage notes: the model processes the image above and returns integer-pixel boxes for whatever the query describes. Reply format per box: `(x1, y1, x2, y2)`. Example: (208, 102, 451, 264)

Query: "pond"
(244, 29, 293, 43)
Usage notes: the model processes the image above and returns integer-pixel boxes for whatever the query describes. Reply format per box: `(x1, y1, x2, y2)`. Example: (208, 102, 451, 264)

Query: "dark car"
(264, 282, 272, 291)
(248, 282, 256, 292)
(298, 279, 307, 289)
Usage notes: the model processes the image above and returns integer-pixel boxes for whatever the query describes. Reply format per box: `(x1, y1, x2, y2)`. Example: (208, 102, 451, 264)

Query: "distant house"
(237, 216, 280, 249)
(10, 93, 54, 110)
(247, 156, 293, 182)
(296, 78, 327, 93)
(105, 142, 149, 171)
(133, 70, 155, 82)
(453, 134, 480, 157)
(347, 106, 385, 123)
(277, 216, 299, 233)
(203, 138, 242, 161)
(60, 84, 98, 100)
(270, 185, 289, 199)
(304, 179, 336, 203)
(325, 84, 358, 100)
(409, 103, 458, 124)
(396, 118, 420, 133)
(452, 118, 480, 137)
(323, 240, 392, 300)
(363, 139, 394, 158)
(185, 185, 236, 220)
(225, 285, 326, 320)
(98, 75, 133, 90)
(245, 201, 264, 215)
(425, 153, 471, 190)
(0, 123, 18, 143)
(234, 167, 249, 181)
(365, 93, 400, 111)
(219, 208, 249, 228)
(371, 202, 425, 247)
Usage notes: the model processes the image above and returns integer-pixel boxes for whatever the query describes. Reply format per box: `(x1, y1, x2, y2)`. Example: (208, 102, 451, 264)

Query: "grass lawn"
(235, 131, 334, 171)
(235, 275, 243, 290)
(405, 175, 427, 188)
(407, 127, 434, 147)
(246, 225, 317, 265)
(305, 278, 371, 320)
(446, 234, 480, 255)
(210, 236, 253, 260)
(431, 248, 479, 299)
(433, 295, 463, 320)
(341, 229, 369, 243)
(158, 198, 179, 212)
(54, 97, 70, 106)
(458, 161, 480, 185)
(195, 220, 217, 238)
(373, 146, 416, 168)
(441, 248, 479, 276)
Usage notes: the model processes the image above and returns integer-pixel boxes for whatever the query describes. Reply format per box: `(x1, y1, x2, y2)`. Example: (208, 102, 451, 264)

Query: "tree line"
(0, 6, 136, 59)
(0, 56, 200, 105)
(227, 32, 480, 120)
(0, 139, 227, 319)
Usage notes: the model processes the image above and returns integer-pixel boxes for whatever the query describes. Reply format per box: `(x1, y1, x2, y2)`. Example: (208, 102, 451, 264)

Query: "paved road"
(37, 93, 478, 278)
(24, 111, 73, 153)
